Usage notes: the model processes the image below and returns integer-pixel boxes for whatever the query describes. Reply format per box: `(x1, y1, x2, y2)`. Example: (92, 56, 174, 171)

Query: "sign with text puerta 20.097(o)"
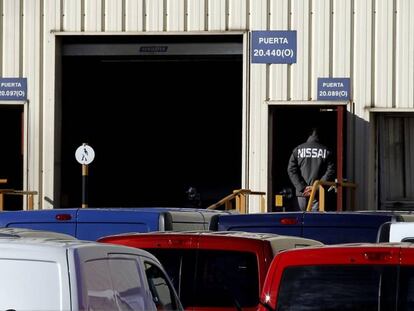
(0, 78, 27, 100)
(251, 31, 297, 64)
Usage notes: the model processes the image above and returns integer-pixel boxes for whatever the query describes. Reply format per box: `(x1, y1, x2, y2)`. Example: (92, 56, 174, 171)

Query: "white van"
(0, 236, 183, 311)
(377, 221, 414, 242)
(0, 227, 77, 239)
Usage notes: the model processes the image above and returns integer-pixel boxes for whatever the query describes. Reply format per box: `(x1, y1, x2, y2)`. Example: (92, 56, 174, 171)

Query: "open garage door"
(57, 35, 243, 208)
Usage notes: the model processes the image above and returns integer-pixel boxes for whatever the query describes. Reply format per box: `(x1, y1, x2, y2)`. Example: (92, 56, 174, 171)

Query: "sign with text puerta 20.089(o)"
(317, 78, 350, 101)
(251, 31, 297, 64)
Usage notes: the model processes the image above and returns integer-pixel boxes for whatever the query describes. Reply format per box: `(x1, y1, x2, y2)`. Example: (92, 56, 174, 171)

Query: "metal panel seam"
(0, 0, 3, 75)
(308, 0, 312, 100)
(370, 0, 375, 108)
(101, 0, 105, 31)
(39, 0, 45, 209)
(392, 0, 396, 108)
(19, 0, 23, 77)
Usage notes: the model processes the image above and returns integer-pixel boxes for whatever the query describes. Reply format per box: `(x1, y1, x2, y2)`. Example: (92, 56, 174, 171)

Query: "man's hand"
(302, 186, 313, 197)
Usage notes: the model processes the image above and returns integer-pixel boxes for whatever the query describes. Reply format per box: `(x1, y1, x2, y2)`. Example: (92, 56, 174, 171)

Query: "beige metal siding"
(147, 0, 163, 31)
(105, 0, 123, 32)
(229, 0, 247, 31)
(187, 1, 205, 31)
(85, 0, 102, 32)
(268, 0, 288, 101)
(248, 0, 268, 202)
(0, 0, 412, 211)
(311, 1, 330, 100)
(332, 0, 351, 78)
(23, 0, 41, 207)
(3, 0, 20, 76)
(167, 0, 185, 31)
(63, 0, 81, 31)
(125, 0, 143, 32)
(351, 0, 373, 211)
(290, 0, 309, 100)
(396, 0, 414, 108)
(375, 0, 394, 108)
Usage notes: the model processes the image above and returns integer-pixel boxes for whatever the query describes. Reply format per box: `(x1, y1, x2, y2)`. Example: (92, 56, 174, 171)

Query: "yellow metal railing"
(306, 179, 357, 212)
(207, 189, 266, 213)
(0, 179, 38, 210)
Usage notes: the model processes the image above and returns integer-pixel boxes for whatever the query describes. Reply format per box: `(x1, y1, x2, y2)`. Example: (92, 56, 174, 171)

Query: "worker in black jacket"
(287, 127, 335, 211)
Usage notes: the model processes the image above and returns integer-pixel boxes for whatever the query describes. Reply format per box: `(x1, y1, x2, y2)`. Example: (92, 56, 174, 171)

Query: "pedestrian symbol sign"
(75, 144, 95, 165)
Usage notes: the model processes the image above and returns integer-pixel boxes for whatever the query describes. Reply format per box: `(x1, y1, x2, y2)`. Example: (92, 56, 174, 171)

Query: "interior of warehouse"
(57, 35, 244, 208)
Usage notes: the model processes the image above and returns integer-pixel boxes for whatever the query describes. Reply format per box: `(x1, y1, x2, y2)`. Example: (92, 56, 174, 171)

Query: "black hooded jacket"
(287, 132, 335, 195)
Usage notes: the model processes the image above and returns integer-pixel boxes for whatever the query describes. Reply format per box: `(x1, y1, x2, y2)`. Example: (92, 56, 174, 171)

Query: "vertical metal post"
(0, 180, 6, 211)
(27, 194, 33, 210)
(319, 185, 325, 211)
(337, 105, 344, 211)
(82, 164, 88, 208)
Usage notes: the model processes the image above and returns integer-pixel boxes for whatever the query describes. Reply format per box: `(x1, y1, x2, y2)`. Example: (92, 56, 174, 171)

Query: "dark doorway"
(269, 105, 344, 212)
(59, 36, 243, 208)
(0, 105, 23, 210)
(378, 113, 414, 210)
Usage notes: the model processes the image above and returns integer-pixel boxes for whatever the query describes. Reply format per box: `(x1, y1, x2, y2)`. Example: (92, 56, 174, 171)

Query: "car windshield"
(148, 249, 259, 309)
(276, 265, 414, 311)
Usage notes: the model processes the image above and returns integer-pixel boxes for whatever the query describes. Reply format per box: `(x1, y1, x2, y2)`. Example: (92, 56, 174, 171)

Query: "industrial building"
(0, 0, 413, 212)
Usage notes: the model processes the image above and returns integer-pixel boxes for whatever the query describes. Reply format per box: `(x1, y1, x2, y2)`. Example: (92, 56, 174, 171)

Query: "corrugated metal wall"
(0, 0, 413, 210)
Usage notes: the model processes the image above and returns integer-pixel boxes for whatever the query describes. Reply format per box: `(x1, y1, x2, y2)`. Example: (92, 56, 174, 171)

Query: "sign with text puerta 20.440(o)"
(251, 31, 297, 64)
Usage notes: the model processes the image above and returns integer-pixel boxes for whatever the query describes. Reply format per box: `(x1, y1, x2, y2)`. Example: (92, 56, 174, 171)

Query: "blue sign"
(317, 78, 350, 100)
(0, 78, 27, 100)
(251, 31, 297, 64)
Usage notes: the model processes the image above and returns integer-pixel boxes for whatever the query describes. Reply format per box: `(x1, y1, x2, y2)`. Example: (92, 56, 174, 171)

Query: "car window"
(83, 259, 118, 310)
(83, 257, 149, 311)
(276, 265, 397, 311)
(195, 250, 259, 308)
(148, 249, 197, 303)
(0, 259, 63, 311)
(398, 266, 414, 311)
(148, 249, 258, 309)
(108, 257, 147, 310)
(144, 261, 180, 311)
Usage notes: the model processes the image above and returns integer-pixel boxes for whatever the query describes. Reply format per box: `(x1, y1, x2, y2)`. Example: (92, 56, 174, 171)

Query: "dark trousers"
(297, 196, 319, 211)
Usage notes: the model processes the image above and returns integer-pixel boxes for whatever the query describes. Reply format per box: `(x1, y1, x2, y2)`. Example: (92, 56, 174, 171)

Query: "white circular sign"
(75, 144, 95, 165)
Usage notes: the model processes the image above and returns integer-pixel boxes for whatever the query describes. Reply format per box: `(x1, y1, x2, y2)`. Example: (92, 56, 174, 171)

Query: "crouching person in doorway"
(287, 127, 335, 211)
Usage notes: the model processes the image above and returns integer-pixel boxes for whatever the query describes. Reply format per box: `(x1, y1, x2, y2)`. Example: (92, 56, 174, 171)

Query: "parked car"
(209, 210, 414, 244)
(0, 227, 77, 239)
(259, 243, 414, 311)
(0, 207, 231, 240)
(377, 221, 414, 242)
(0, 236, 183, 311)
(98, 230, 322, 311)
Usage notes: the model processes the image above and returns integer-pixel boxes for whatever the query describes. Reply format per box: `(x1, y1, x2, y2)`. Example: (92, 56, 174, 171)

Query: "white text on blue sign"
(317, 78, 350, 101)
(0, 78, 27, 100)
(251, 31, 297, 64)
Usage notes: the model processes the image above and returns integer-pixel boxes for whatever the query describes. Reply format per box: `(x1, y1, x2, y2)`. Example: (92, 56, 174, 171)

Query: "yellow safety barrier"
(207, 189, 266, 213)
(306, 179, 357, 212)
(0, 179, 38, 210)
